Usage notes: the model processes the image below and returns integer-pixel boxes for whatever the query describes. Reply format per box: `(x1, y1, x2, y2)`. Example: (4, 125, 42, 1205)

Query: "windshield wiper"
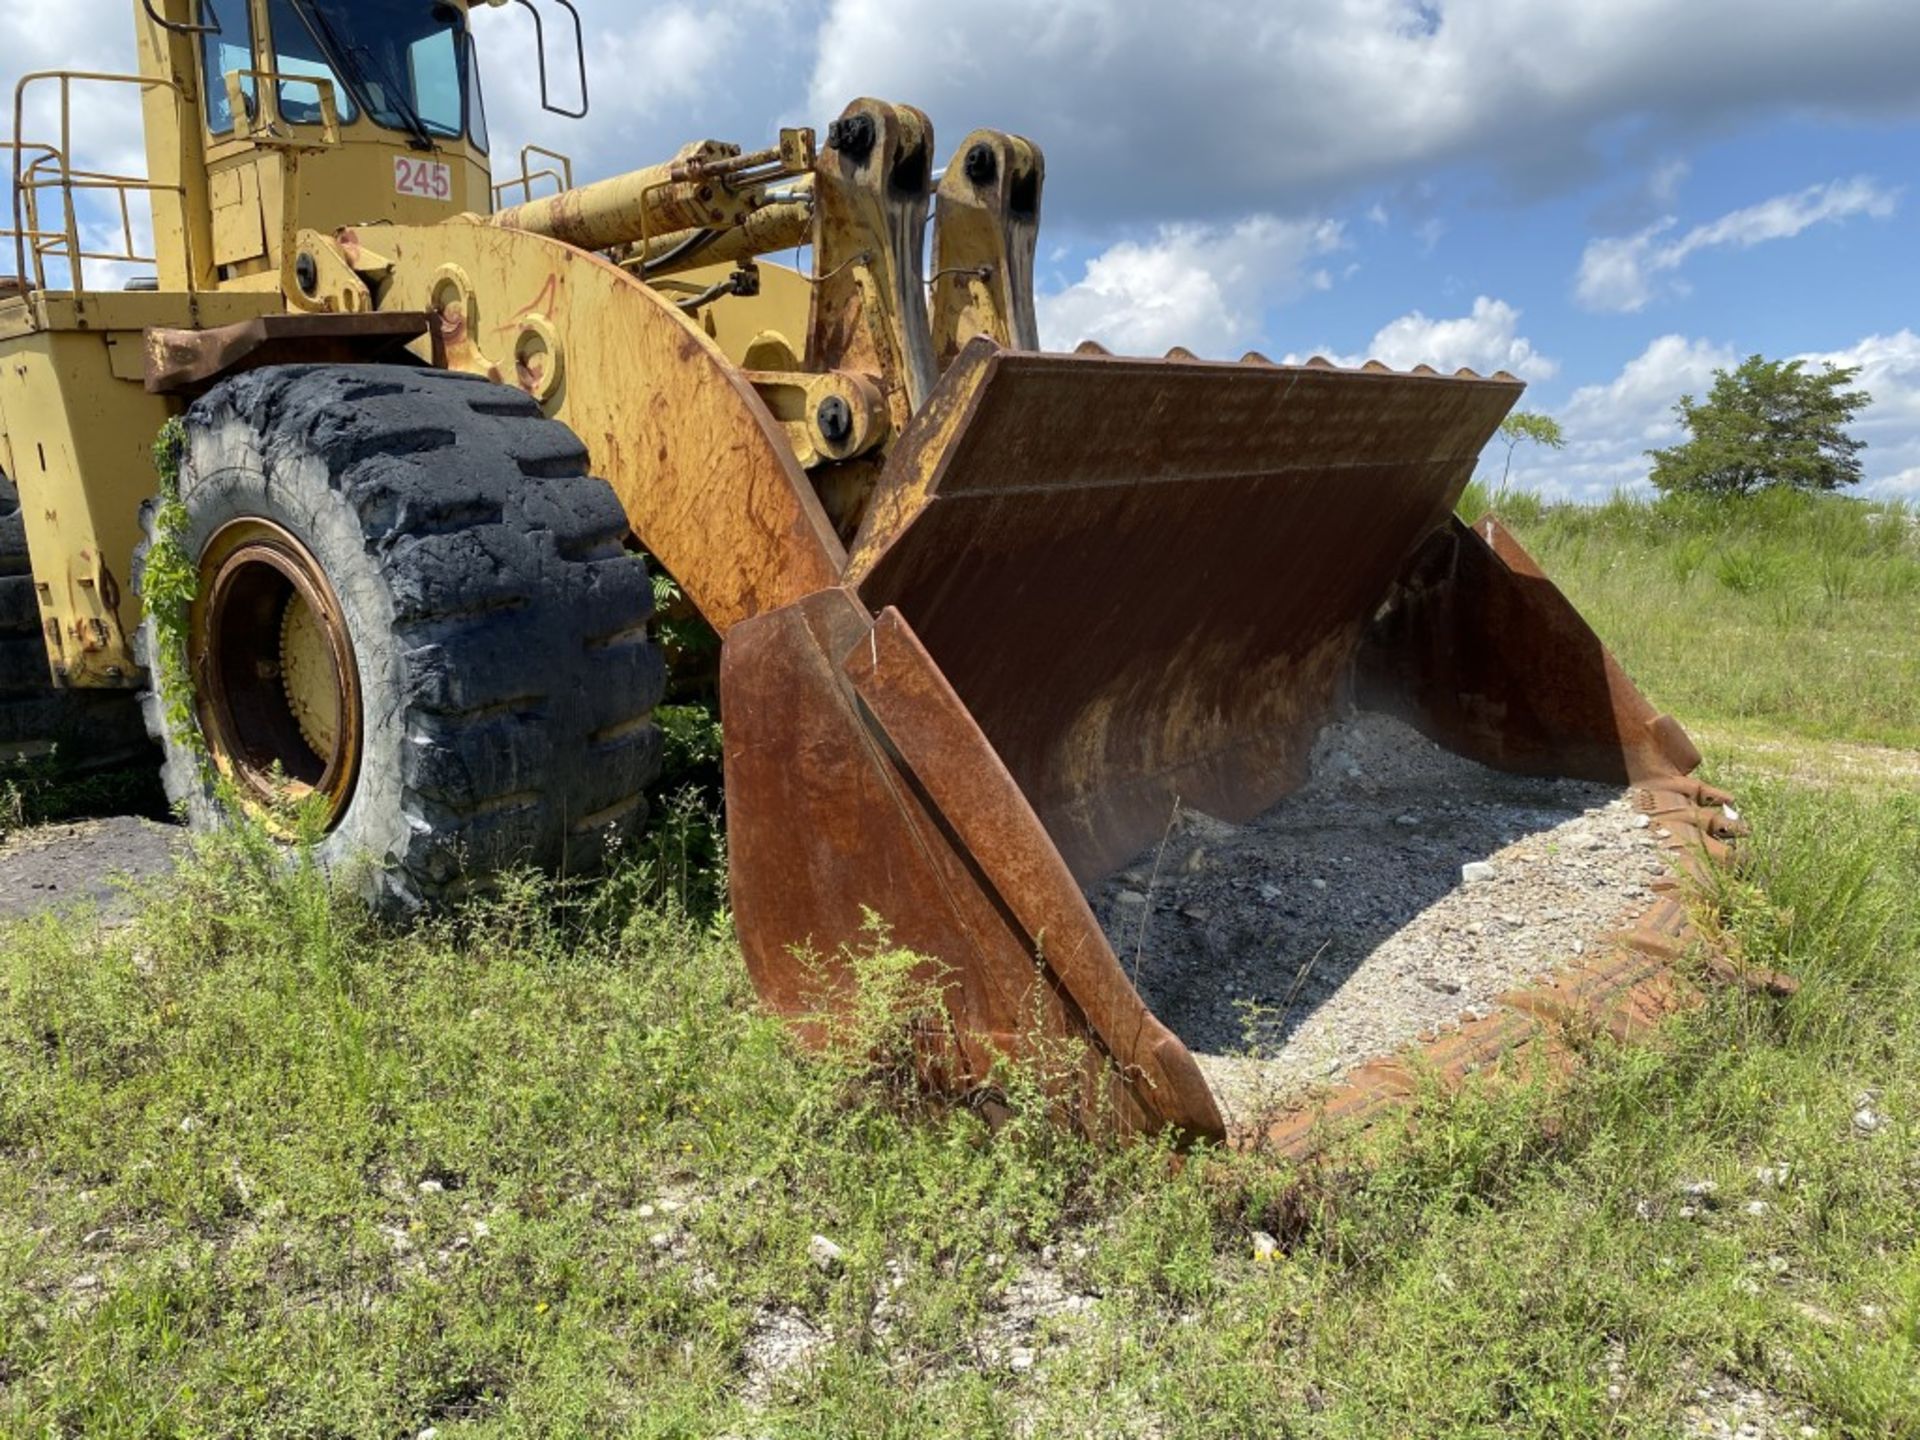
(287, 0, 438, 152)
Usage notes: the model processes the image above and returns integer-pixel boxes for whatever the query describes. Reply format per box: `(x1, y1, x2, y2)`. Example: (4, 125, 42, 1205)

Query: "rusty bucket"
(721, 339, 1708, 1145)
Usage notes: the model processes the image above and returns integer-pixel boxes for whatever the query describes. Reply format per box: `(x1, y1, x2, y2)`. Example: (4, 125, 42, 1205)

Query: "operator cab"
(145, 0, 499, 291)
(200, 1, 490, 159)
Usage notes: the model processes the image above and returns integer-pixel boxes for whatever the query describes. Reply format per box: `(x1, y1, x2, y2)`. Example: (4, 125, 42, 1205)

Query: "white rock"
(808, 1234, 844, 1272)
(1310, 878, 1327, 891)
(1460, 861, 1497, 884)
(1854, 1106, 1886, 1134)
(1251, 1230, 1279, 1260)
(1633, 814, 1652, 830)
(1257, 884, 1282, 902)
(418, 1180, 444, 1195)
(1114, 889, 1148, 907)
(1744, 1200, 1769, 1216)
(1679, 1179, 1718, 1198)
(1009, 1346, 1036, 1372)
(648, 1232, 673, 1251)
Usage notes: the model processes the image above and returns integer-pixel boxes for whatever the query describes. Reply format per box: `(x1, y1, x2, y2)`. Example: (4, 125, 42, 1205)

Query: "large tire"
(133, 365, 665, 911)
(0, 473, 151, 767)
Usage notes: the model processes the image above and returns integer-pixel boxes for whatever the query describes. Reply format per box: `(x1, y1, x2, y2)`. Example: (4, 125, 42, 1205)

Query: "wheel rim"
(190, 519, 361, 828)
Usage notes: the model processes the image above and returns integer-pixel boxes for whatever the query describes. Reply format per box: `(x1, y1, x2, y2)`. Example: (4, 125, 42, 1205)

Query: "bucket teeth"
(1073, 339, 1112, 356)
(1162, 345, 1198, 361)
(1240, 350, 1276, 366)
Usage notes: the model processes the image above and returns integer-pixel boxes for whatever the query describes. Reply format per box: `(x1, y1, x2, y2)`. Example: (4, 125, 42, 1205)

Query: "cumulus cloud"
(1522, 331, 1920, 501)
(808, 0, 1920, 221)
(1797, 330, 1920, 498)
(1575, 176, 1900, 312)
(1292, 297, 1556, 381)
(1036, 216, 1344, 357)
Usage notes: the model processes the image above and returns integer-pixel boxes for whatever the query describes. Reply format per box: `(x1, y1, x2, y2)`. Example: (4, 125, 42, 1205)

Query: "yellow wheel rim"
(188, 518, 361, 829)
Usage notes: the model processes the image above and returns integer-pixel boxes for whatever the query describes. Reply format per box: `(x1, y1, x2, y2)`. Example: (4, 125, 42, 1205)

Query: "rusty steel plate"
(845, 339, 1523, 884)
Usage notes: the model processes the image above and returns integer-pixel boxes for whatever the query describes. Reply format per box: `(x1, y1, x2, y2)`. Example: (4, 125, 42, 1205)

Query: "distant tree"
(1495, 411, 1565, 487)
(1647, 355, 1870, 497)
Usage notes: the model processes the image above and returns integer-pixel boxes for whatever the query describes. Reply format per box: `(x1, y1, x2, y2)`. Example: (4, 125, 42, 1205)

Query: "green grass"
(1466, 487, 1920, 751)
(2, 490, 1918, 1436)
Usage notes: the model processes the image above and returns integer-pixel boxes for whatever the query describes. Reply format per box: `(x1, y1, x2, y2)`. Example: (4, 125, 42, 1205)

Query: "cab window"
(200, 20, 255, 134)
(268, 0, 362, 127)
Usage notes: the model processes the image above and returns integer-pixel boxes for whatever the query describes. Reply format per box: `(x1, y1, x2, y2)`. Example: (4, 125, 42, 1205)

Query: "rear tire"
(0, 473, 151, 768)
(132, 365, 665, 911)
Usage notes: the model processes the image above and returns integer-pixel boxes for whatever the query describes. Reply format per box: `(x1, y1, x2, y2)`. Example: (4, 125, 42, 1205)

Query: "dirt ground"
(0, 815, 184, 924)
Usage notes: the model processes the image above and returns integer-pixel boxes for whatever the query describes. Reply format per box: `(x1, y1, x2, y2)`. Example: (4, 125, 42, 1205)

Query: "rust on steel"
(845, 339, 1524, 882)
(371, 221, 844, 635)
(1358, 515, 1703, 783)
(721, 586, 1223, 1141)
(190, 517, 362, 827)
(144, 312, 431, 395)
(725, 350, 1762, 1142)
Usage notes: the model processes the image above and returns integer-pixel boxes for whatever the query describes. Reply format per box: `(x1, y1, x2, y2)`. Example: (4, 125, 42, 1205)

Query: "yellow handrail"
(5, 70, 190, 294)
(492, 143, 575, 209)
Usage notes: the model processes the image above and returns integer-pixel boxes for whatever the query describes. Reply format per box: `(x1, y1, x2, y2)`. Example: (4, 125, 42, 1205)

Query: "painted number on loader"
(394, 157, 452, 201)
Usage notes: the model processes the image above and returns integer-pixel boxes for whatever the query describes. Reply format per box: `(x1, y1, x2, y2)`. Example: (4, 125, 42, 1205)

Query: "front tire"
(133, 365, 665, 910)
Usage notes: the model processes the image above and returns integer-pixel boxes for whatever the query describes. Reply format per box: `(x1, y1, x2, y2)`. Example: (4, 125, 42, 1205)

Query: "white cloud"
(1576, 177, 1900, 312)
(1520, 331, 1920, 501)
(1562, 334, 1735, 443)
(1798, 330, 1920, 499)
(1037, 216, 1344, 358)
(1294, 296, 1557, 381)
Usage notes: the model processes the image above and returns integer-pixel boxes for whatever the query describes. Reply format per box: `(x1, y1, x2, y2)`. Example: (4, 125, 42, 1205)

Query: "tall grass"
(1479, 490, 1920, 748)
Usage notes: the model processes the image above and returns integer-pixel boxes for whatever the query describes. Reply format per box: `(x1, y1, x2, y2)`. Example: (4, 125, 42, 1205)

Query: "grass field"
(2, 491, 1917, 1438)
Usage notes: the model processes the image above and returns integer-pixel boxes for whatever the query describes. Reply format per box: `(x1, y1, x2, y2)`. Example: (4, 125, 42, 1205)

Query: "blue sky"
(6, 0, 1916, 499)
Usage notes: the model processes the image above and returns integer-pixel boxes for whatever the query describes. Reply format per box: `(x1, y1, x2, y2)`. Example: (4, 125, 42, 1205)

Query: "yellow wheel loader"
(0, 0, 1738, 1144)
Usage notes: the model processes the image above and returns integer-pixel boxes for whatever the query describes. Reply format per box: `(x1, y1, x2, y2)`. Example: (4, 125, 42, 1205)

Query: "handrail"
(141, 0, 224, 39)
(6, 71, 191, 295)
(491, 143, 574, 208)
(508, 0, 589, 120)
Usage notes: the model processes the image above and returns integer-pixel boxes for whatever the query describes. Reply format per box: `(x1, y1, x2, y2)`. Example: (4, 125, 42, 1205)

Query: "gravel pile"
(1088, 710, 1667, 1126)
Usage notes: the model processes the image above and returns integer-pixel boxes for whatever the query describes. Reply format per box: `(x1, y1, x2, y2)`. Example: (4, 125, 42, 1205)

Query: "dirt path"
(1696, 727, 1920, 789)
(0, 815, 185, 924)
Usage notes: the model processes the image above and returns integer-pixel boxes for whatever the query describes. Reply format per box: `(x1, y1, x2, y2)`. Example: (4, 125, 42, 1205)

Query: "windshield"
(277, 0, 482, 144)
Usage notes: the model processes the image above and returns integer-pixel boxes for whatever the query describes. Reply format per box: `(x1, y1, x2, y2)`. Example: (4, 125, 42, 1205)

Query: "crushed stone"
(1089, 710, 1664, 1127)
